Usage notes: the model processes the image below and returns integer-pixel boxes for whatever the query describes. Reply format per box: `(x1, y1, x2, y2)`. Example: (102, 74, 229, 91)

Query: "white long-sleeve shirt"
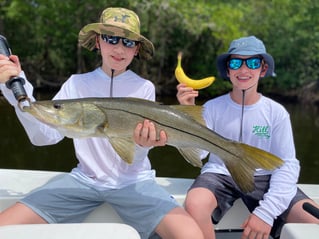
(1, 68, 157, 189)
(201, 93, 300, 226)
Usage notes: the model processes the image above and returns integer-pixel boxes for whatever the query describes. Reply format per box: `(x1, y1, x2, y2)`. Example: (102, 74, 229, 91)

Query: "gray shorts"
(189, 172, 309, 239)
(20, 174, 179, 239)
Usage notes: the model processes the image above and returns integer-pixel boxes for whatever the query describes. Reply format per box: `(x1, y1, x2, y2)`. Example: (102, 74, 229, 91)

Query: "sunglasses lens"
(228, 59, 243, 70)
(122, 38, 137, 48)
(246, 58, 262, 69)
(101, 35, 120, 45)
(228, 58, 262, 70)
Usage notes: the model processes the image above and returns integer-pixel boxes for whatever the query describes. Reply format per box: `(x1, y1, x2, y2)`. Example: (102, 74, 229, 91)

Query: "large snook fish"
(23, 97, 283, 192)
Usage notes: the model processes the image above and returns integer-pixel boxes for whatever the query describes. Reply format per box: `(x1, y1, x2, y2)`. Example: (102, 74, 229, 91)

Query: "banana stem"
(177, 51, 183, 67)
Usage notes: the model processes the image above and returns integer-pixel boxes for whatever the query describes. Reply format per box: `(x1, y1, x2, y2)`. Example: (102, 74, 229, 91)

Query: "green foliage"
(240, 0, 319, 91)
(1, 0, 318, 98)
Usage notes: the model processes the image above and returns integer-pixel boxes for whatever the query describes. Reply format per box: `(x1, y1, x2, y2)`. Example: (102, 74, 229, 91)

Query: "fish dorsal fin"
(177, 147, 203, 168)
(170, 105, 206, 126)
(124, 97, 163, 106)
(109, 137, 135, 164)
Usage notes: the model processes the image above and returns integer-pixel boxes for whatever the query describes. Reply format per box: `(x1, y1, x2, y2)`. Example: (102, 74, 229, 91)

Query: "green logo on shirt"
(252, 125, 270, 139)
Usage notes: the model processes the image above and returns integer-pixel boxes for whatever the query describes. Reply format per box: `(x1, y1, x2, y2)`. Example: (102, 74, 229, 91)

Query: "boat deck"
(0, 169, 318, 238)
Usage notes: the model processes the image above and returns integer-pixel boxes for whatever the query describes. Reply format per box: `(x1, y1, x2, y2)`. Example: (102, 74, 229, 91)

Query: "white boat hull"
(0, 223, 140, 239)
(0, 169, 318, 238)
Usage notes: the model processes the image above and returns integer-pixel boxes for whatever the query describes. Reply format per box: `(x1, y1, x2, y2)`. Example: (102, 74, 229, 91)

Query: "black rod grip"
(0, 35, 28, 102)
(302, 202, 319, 219)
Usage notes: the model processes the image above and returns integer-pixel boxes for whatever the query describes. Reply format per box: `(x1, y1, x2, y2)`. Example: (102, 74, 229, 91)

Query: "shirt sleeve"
(0, 71, 64, 145)
(253, 113, 300, 226)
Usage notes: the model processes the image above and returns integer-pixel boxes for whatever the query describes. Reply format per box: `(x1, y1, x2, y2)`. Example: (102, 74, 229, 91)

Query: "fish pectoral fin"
(177, 147, 203, 168)
(109, 137, 135, 164)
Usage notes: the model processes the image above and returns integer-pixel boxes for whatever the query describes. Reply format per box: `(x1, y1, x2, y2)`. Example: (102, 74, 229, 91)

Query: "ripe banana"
(175, 52, 215, 90)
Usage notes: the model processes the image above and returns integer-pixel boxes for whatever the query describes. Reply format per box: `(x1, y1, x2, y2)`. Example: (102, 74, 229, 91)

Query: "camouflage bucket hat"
(79, 7, 154, 60)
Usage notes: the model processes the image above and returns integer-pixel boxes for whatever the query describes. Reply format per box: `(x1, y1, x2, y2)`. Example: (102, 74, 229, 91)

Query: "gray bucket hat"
(217, 36, 275, 80)
(79, 7, 154, 60)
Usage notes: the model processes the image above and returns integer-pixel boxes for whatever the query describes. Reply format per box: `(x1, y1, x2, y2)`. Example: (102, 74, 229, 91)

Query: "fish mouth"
(22, 103, 57, 124)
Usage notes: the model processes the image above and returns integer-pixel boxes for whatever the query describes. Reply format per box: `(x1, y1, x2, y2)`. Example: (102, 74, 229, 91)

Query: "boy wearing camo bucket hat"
(79, 7, 154, 60)
(0, 7, 203, 239)
(176, 36, 319, 238)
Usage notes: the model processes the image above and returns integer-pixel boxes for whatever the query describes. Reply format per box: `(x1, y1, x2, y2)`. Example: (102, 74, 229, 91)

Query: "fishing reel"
(0, 34, 29, 105)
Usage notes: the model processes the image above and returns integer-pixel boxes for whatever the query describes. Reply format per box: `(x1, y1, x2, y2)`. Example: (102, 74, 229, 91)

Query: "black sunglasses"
(101, 34, 138, 48)
(228, 57, 263, 70)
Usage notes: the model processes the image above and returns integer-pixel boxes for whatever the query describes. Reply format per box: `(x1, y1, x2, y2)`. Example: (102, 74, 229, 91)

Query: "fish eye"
(53, 103, 62, 109)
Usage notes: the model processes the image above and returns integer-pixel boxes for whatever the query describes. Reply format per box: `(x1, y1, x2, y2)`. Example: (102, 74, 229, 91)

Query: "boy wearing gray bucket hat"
(177, 36, 319, 238)
(0, 7, 203, 239)
(217, 35, 275, 80)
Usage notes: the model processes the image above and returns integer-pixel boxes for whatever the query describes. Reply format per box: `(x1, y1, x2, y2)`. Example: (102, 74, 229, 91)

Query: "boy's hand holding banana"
(175, 52, 215, 90)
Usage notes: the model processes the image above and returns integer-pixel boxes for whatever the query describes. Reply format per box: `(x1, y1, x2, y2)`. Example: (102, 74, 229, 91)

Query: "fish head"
(23, 99, 107, 137)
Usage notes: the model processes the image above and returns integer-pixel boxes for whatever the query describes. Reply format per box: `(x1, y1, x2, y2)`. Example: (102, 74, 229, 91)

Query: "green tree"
(1, 0, 318, 102)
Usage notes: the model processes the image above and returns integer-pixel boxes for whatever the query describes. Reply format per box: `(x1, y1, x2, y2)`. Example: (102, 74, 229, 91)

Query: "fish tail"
(224, 142, 284, 193)
(239, 143, 284, 170)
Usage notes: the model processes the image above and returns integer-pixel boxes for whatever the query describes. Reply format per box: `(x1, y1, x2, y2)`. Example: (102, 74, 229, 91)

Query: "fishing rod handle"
(0, 34, 28, 102)
(303, 202, 319, 219)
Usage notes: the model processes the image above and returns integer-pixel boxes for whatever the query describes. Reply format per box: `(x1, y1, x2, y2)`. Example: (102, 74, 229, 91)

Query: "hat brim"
(217, 53, 275, 80)
(79, 23, 154, 60)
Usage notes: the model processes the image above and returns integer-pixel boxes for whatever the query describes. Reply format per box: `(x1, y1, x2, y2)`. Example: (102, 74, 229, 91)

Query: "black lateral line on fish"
(104, 106, 239, 158)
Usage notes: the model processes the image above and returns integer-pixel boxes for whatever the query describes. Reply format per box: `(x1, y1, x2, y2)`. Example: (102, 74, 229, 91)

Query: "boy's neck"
(101, 66, 126, 77)
(230, 89, 260, 105)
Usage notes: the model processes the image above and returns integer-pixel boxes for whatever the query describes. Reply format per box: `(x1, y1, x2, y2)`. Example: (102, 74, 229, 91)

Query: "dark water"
(0, 95, 318, 184)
